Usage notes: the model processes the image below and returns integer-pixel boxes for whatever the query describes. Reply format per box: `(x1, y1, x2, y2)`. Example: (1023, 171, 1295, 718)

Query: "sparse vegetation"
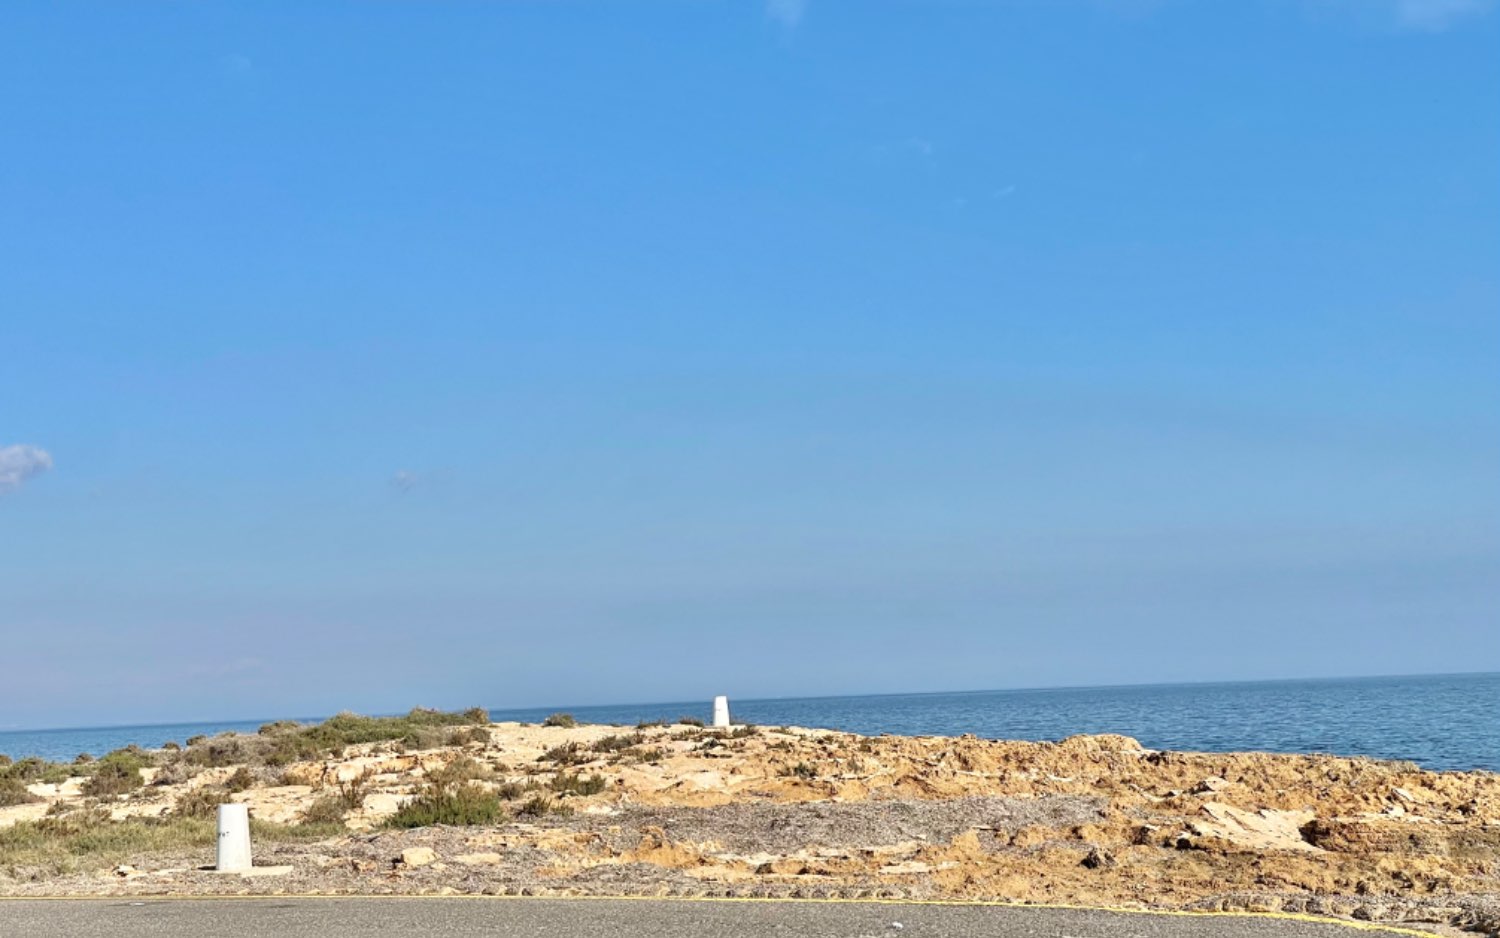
(677, 716, 705, 727)
(0, 805, 341, 876)
(171, 707, 490, 770)
(592, 734, 641, 753)
(494, 780, 543, 801)
(383, 782, 503, 829)
(300, 795, 349, 826)
(549, 772, 606, 796)
(446, 726, 491, 746)
(2, 757, 73, 786)
(540, 742, 590, 766)
(332, 768, 375, 809)
(517, 794, 572, 818)
(542, 713, 577, 728)
(224, 767, 257, 793)
(172, 786, 231, 819)
(0, 776, 41, 807)
(79, 757, 145, 797)
(782, 761, 817, 780)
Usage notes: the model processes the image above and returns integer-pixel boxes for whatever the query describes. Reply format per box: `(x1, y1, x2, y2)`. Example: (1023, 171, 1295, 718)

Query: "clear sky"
(1, 1, 1496, 729)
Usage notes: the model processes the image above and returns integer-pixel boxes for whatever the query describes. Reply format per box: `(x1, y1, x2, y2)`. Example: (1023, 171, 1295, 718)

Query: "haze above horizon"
(2, 1, 1497, 729)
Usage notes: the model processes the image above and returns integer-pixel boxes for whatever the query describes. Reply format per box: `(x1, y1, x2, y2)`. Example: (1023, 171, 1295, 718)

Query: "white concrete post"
(712, 695, 731, 729)
(216, 803, 252, 872)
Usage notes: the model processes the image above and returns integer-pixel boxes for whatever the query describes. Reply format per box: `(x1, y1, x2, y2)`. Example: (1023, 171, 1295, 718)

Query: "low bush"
(0, 810, 215, 876)
(333, 768, 375, 809)
(540, 742, 589, 766)
(384, 783, 503, 829)
(172, 786, 231, 819)
(494, 780, 543, 801)
(79, 760, 143, 797)
(427, 758, 488, 788)
(782, 761, 817, 780)
(549, 772, 606, 796)
(224, 767, 258, 794)
(677, 716, 705, 727)
(517, 794, 572, 818)
(592, 734, 642, 753)
(447, 726, 491, 746)
(300, 795, 349, 826)
(0, 807, 343, 877)
(171, 707, 490, 770)
(0, 776, 41, 807)
(542, 713, 577, 728)
(2, 757, 72, 786)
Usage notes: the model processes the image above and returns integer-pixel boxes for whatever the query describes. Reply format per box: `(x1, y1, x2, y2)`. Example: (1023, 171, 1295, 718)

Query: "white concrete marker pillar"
(216, 803, 252, 872)
(712, 695, 731, 729)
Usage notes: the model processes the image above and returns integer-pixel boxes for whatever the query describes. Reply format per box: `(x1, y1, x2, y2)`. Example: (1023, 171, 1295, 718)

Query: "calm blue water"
(3, 673, 1496, 772)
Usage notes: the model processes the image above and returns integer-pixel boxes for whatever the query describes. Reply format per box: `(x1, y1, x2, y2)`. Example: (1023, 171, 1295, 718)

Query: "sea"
(3, 672, 1496, 773)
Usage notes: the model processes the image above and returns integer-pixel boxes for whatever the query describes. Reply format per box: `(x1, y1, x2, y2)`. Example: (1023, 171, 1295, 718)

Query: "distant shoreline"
(4, 671, 1498, 773)
(5, 668, 1497, 736)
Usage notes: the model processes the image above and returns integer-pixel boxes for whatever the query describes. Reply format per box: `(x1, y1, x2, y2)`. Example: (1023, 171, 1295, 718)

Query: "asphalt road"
(0, 898, 1436, 938)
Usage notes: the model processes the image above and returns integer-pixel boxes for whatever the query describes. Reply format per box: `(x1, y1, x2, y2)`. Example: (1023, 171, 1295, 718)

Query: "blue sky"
(1, 1, 1496, 729)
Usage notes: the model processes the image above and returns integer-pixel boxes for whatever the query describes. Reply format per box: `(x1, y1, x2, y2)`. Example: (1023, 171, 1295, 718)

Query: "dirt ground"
(4, 722, 1499, 935)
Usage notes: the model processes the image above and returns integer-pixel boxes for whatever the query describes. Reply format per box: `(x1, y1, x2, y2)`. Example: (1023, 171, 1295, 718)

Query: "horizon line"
(3, 668, 1495, 737)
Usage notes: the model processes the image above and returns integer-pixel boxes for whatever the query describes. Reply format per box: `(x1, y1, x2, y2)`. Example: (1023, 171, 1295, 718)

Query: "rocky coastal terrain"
(3, 710, 1498, 935)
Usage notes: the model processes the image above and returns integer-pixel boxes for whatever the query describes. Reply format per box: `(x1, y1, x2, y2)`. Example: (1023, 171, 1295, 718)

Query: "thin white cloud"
(766, 0, 807, 29)
(1392, 0, 1494, 30)
(0, 444, 54, 496)
(391, 469, 420, 493)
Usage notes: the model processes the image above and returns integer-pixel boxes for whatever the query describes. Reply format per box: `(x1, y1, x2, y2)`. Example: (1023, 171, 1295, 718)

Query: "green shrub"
(0, 810, 217, 875)
(333, 769, 374, 809)
(384, 783, 503, 829)
(542, 713, 577, 728)
(300, 795, 348, 826)
(427, 758, 487, 788)
(549, 772, 606, 796)
(782, 761, 817, 780)
(172, 786, 231, 819)
(517, 794, 572, 818)
(0, 776, 41, 807)
(224, 767, 257, 793)
(3, 757, 72, 785)
(80, 757, 145, 797)
(494, 780, 543, 801)
(446, 726, 490, 746)
(540, 742, 589, 766)
(592, 734, 642, 753)
(172, 707, 489, 770)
